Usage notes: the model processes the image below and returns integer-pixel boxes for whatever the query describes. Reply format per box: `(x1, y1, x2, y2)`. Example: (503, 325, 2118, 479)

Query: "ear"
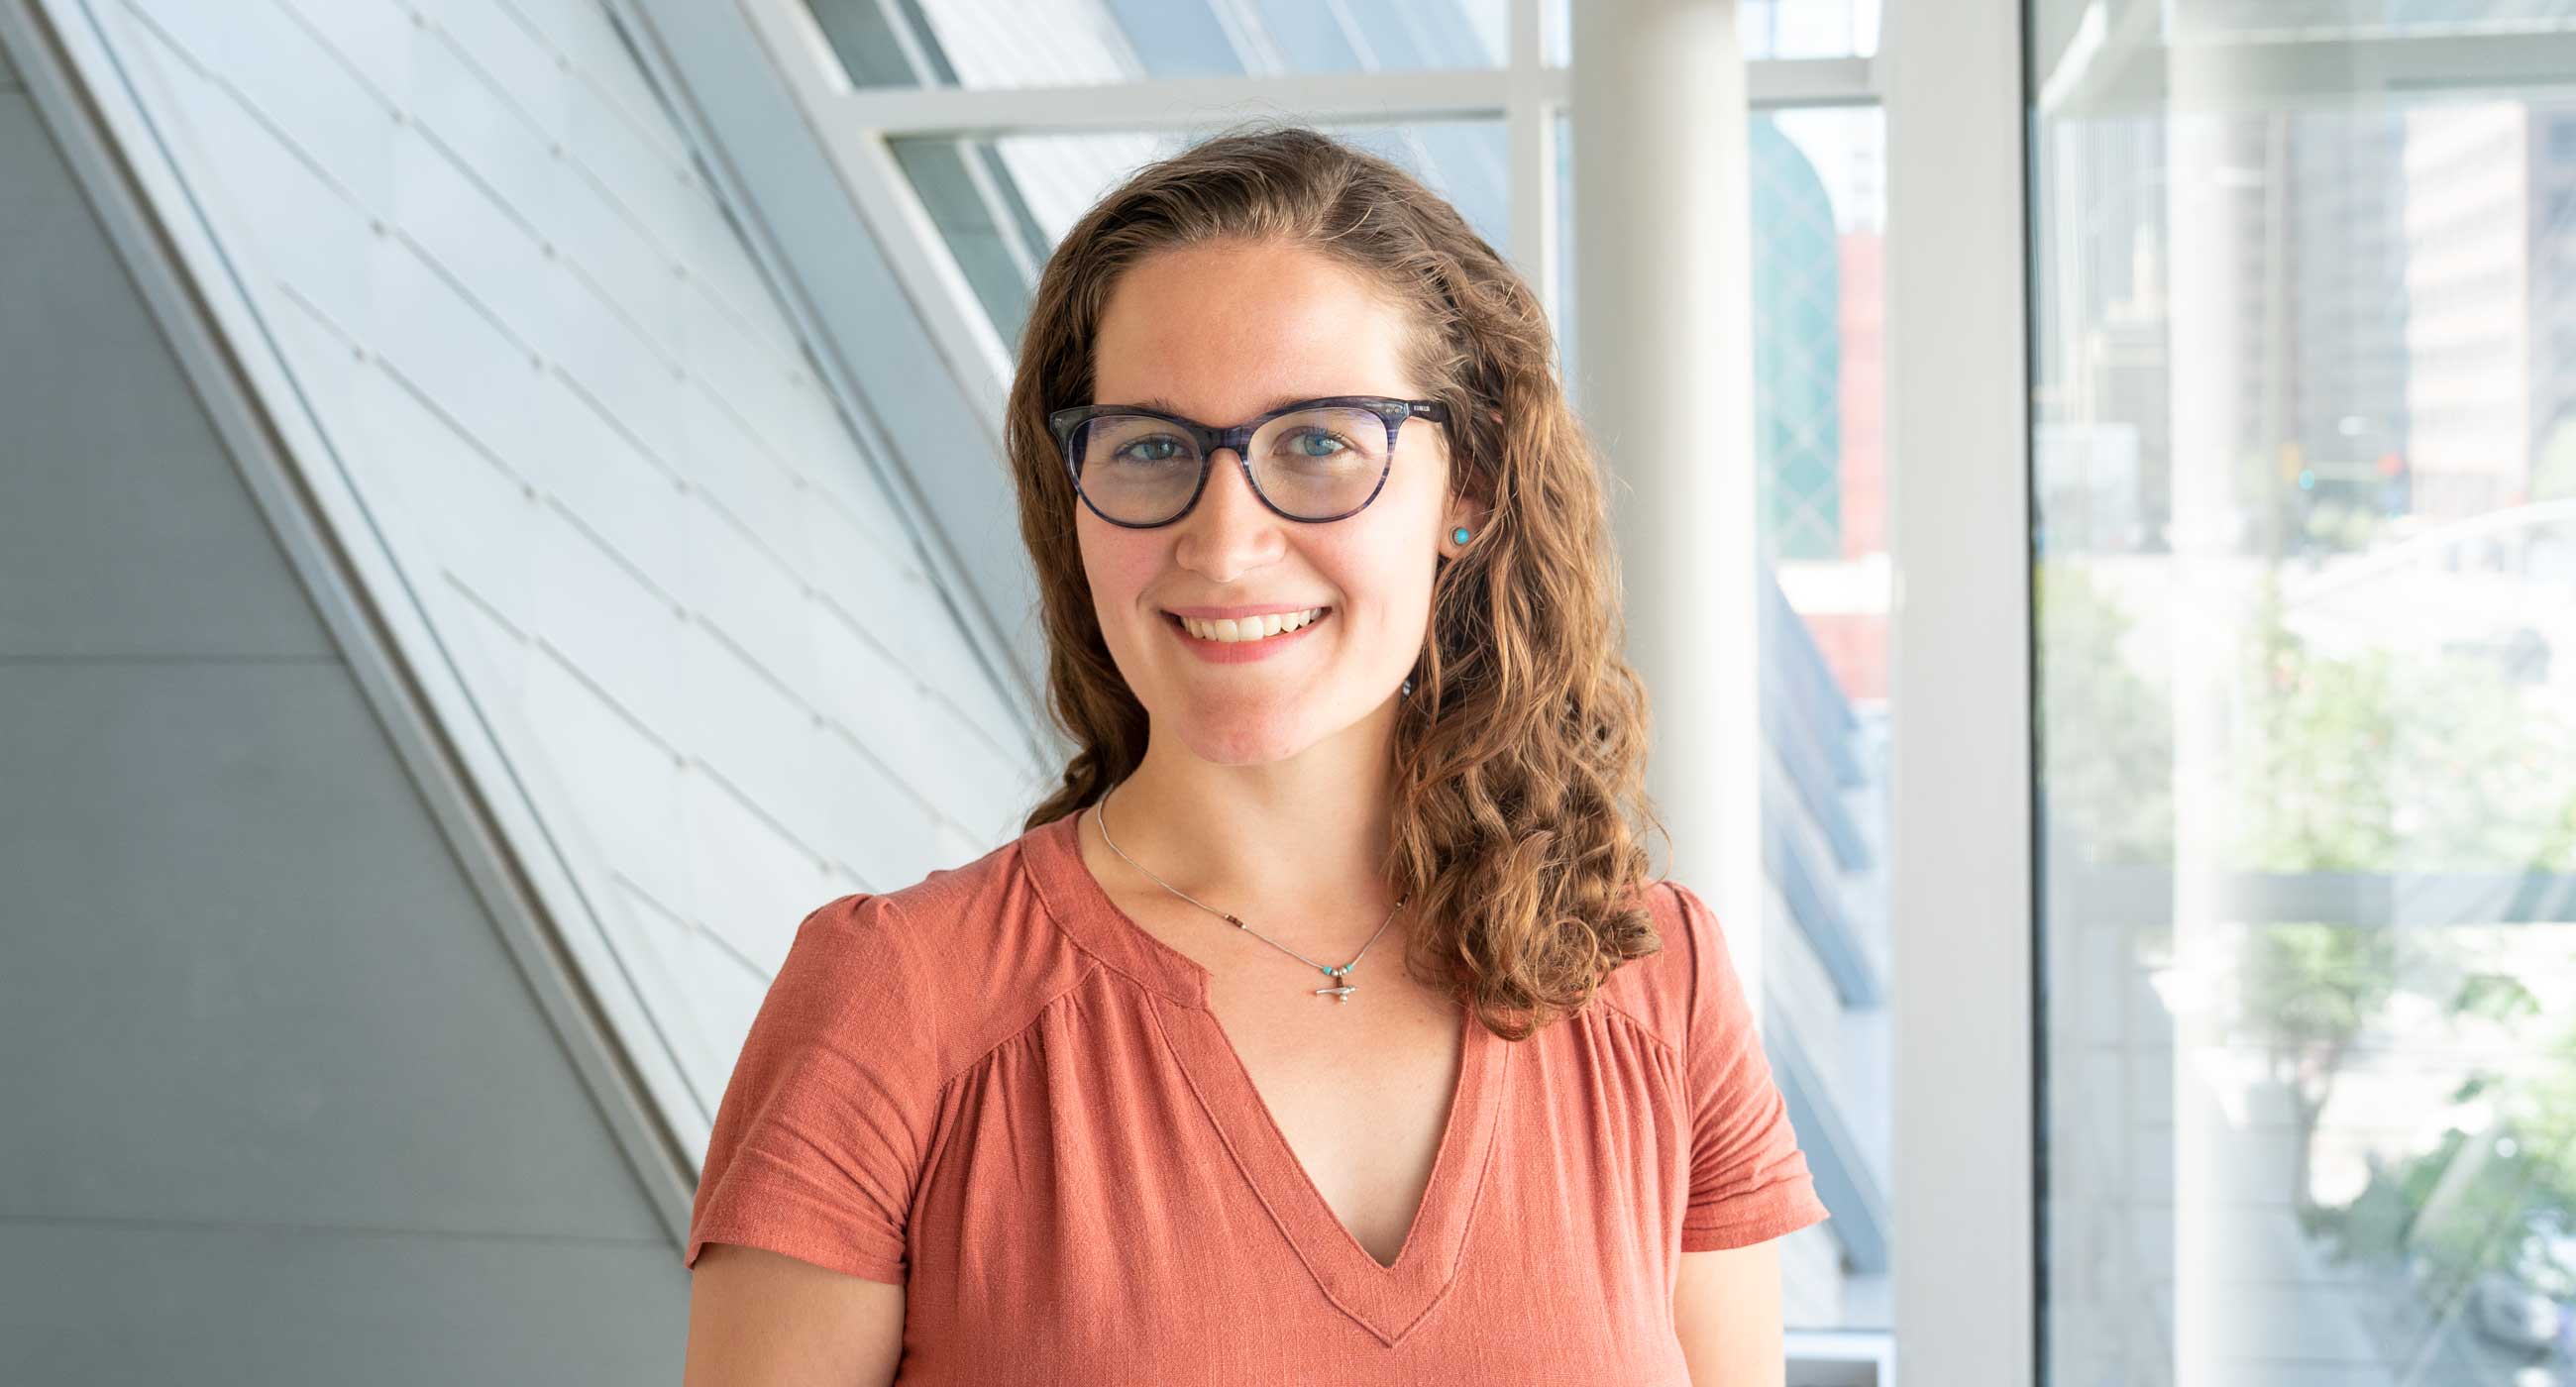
(1441, 490, 1493, 559)
(1439, 406, 1503, 557)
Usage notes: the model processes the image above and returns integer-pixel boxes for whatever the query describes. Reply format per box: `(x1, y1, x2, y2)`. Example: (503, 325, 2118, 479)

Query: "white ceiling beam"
(839, 65, 1542, 134)
(817, 57, 1878, 138)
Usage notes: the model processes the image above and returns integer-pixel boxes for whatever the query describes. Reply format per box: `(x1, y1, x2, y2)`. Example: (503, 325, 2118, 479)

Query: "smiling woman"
(682, 120, 1827, 1386)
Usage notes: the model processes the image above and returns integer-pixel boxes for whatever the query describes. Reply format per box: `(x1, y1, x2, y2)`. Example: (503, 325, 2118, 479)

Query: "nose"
(1172, 446, 1282, 574)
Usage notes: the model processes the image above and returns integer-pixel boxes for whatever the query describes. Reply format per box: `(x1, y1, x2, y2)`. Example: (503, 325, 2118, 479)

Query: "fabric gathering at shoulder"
(1665, 879, 1834, 1252)
(681, 891, 952, 1286)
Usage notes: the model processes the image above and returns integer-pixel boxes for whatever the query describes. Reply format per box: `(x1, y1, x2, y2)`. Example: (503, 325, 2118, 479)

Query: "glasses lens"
(1248, 406, 1390, 519)
(1071, 414, 1203, 525)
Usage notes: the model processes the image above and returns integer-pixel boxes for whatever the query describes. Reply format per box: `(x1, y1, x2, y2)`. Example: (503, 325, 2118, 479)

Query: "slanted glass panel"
(83, 0, 1040, 1154)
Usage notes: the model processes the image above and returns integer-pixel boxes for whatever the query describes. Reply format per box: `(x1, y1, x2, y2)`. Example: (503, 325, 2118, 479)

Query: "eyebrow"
(1130, 394, 1330, 419)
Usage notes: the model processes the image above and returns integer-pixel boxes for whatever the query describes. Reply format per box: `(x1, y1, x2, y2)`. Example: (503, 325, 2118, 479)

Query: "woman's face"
(1077, 239, 1478, 767)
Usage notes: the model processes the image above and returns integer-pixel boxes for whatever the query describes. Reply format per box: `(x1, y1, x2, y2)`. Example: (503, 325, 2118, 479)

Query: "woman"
(682, 122, 1828, 1385)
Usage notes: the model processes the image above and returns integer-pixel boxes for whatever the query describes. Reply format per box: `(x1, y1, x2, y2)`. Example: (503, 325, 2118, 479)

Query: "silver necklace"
(1094, 781, 1406, 1004)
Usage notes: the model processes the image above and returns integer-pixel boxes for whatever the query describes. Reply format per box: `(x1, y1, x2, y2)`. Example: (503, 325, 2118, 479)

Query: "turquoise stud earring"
(1452, 526, 1472, 544)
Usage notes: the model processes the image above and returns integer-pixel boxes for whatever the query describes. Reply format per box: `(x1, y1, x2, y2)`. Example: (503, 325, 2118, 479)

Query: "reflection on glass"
(805, 0, 1510, 88)
(2167, 0, 2576, 40)
(2033, 7, 2576, 1381)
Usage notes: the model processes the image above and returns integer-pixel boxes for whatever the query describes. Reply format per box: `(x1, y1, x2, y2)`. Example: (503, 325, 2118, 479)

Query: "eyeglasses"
(1050, 394, 1449, 528)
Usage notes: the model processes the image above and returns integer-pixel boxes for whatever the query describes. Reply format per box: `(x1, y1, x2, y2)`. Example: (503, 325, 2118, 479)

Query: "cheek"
(1317, 533, 1435, 638)
(1076, 527, 1156, 612)
(1071, 520, 1143, 595)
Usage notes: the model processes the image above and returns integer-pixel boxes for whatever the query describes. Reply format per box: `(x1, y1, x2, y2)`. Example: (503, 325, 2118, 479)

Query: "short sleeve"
(1668, 880, 1833, 1251)
(683, 893, 941, 1284)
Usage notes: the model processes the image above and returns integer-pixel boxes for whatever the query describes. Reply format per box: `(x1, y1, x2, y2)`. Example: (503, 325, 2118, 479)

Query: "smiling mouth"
(1165, 606, 1333, 643)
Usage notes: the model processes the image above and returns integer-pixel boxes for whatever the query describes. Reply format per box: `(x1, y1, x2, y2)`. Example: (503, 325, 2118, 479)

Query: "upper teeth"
(1178, 607, 1327, 642)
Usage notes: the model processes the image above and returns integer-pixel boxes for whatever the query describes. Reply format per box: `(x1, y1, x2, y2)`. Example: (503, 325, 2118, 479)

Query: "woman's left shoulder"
(1587, 877, 1700, 1049)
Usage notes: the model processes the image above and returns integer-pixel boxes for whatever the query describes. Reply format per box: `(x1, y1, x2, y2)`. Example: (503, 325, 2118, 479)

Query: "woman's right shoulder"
(770, 824, 1082, 1069)
(799, 820, 1051, 958)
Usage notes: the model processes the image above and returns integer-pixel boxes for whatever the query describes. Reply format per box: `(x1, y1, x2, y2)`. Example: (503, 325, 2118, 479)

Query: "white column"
(1570, 0, 1765, 1019)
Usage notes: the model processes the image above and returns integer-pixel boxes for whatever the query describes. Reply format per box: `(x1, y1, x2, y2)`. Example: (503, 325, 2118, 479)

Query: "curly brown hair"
(1009, 120, 1673, 1041)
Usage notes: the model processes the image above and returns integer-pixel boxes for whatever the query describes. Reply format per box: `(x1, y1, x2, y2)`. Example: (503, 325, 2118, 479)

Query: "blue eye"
(1285, 429, 1348, 459)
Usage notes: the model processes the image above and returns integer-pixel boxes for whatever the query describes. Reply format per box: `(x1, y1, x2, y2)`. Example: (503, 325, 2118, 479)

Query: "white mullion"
(1747, 54, 1878, 108)
(837, 134, 1012, 422)
(805, 62, 1873, 141)
(1505, 0, 1555, 319)
(840, 65, 1520, 135)
(1882, 0, 2036, 1379)
(1509, 0, 1542, 71)
(739, 0, 1011, 429)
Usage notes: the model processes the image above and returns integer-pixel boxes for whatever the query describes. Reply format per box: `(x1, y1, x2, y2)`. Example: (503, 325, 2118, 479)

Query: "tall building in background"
(2407, 102, 2532, 521)
(2038, 105, 2422, 557)
(1753, 119, 1846, 564)
(2538, 105, 2576, 500)
(2405, 97, 2576, 520)
(2289, 110, 2413, 516)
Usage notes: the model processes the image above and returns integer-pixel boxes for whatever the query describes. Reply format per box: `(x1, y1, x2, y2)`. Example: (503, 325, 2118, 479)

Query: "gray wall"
(0, 30, 684, 1385)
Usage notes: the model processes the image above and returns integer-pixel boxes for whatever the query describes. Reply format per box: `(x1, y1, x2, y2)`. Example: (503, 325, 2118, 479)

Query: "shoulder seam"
(1584, 879, 1690, 1056)
(855, 888, 1092, 1100)
(1587, 991, 1681, 1059)
(928, 960, 1100, 1102)
(907, 962, 1101, 1246)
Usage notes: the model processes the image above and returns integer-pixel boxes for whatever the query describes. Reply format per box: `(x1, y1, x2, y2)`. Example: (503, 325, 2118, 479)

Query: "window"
(2031, 14, 2576, 1379)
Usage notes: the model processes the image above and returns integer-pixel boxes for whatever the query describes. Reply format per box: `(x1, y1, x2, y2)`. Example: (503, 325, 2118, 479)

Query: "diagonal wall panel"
(45, 0, 1046, 1156)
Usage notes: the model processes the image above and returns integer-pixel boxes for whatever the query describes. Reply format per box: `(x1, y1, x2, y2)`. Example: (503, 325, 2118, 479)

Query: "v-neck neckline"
(1022, 806, 1511, 1346)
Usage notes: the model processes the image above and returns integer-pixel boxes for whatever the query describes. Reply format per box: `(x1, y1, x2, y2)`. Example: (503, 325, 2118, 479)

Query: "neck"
(1098, 741, 1406, 930)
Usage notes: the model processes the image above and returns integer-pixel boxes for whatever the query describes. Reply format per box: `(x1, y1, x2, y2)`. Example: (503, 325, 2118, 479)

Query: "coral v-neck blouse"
(684, 807, 1829, 1383)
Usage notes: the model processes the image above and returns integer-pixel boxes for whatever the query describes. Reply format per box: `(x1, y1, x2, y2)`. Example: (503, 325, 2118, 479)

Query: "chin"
(1177, 723, 1312, 767)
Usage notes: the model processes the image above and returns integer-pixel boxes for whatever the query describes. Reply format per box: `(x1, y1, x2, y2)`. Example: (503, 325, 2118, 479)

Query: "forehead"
(1091, 240, 1422, 418)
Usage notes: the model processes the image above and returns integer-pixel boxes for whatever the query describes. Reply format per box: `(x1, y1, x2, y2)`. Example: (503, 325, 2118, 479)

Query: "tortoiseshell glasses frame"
(1048, 394, 1450, 529)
